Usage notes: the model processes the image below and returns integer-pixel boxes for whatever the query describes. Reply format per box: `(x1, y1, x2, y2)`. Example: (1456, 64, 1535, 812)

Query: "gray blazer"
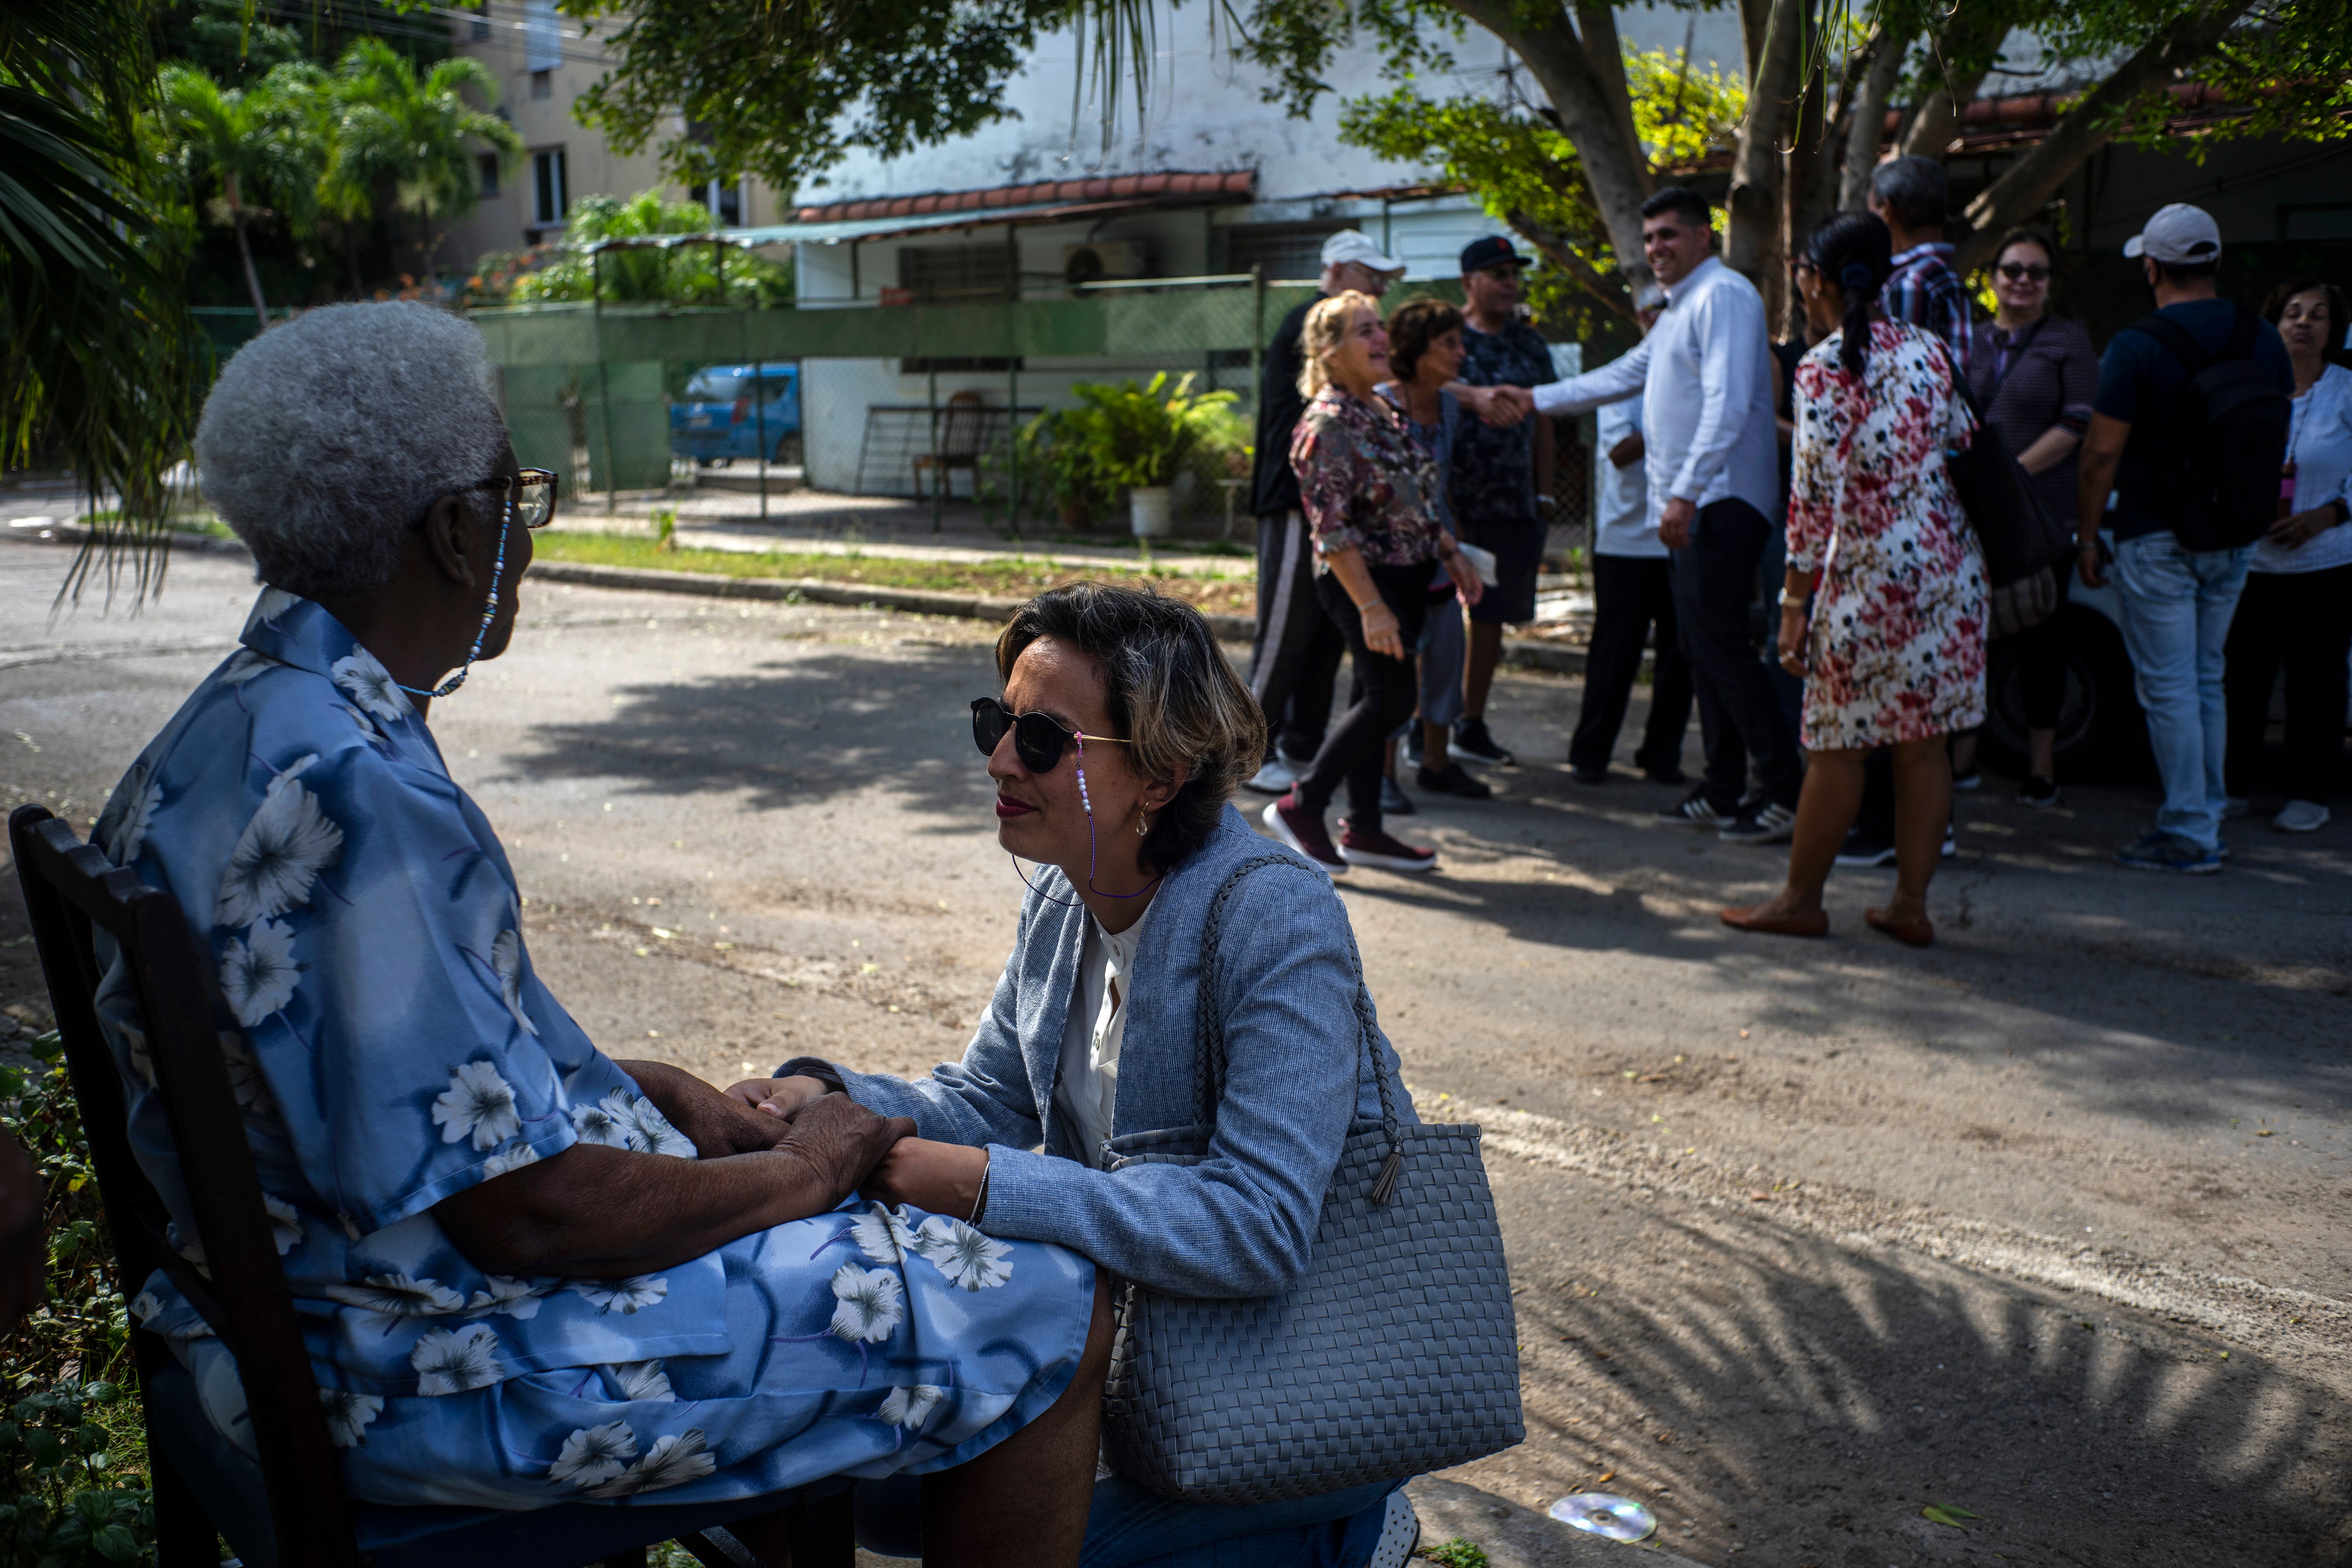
(807, 804, 1413, 1299)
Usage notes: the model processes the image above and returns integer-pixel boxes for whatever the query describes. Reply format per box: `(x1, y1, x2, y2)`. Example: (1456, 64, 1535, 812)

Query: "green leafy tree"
(2, 0, 200, 600)
(329, 37, 520, 283)
(484, 190, 793, 306)
(156, 61, 328, 329)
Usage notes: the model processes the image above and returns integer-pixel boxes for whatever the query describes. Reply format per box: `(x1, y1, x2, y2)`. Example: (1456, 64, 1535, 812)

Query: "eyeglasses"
(1997, 262, 2052, 282)
(970, 698, 1130, 773)
(1788, 257, 1818, 276)
(429, 469, 559, 531)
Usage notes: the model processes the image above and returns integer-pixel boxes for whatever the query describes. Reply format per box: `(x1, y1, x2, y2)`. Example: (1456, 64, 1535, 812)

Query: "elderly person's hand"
(1462, 384, 1534, 426)
(2267, 506, 2339, 549)
(1438, 533, 1485, 607)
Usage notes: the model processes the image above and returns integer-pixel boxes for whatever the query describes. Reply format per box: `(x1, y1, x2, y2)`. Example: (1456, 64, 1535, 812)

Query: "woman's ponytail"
(1805, 211, 1895, 379)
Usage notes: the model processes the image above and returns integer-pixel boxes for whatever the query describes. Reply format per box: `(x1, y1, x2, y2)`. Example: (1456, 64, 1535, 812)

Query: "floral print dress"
(1788, 318, 1988, 750)
(89, 591, 1093, 1520)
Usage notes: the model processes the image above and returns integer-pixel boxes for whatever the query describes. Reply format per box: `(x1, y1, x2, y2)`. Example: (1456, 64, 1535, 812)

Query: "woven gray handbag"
(1099, 855, 1524, 1503)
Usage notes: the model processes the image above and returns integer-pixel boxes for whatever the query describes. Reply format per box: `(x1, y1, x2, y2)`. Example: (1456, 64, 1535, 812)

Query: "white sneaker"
(1365, 1490, 1421, 1568)
(1244, 757, 1296, 795)
(2273, 799, 2330, 833)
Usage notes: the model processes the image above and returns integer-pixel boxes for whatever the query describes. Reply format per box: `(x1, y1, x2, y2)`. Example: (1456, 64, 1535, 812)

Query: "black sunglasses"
(1997, 262, 2052, 282)
(970, 698, 1130, 773)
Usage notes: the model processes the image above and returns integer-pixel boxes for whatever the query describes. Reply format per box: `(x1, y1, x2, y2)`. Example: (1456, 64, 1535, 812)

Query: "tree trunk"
(1955, 0, 2259, 267)
(1506, 207, 1641, 325)
(1897, 14, 2008, 160)
(1723, 0, 1803, 281)
(345, 228, 365, 301)
(1449, 0, 1657, 297)
(1572, 0, 1645, 195)
(1782, 6, 1832, 336)
(227, 182, 270, 333)
(1838, 26, 1907, 210)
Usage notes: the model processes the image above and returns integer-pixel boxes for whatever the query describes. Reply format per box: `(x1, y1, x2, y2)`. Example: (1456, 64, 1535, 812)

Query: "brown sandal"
(1720, 905, 1829, 938)
(1864, 906, 1934, 947)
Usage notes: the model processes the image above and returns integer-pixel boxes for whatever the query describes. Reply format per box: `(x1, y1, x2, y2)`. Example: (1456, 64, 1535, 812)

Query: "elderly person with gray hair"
(87, 302, 1110, 1563)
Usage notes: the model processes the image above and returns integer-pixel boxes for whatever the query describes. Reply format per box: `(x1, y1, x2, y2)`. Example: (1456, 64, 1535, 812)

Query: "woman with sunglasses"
(736, 581, 1429, 1568)
(1966, 229, 2098, 806)
(87, 304, 1113, 1564)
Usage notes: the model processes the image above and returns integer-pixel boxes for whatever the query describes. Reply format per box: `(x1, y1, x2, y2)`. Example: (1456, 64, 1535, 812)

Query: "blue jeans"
(2112, 532, 2255, 848)
(851, 1472, 1400, 1568)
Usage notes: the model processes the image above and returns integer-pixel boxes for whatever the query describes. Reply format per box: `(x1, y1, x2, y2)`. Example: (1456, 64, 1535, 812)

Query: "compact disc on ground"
(1548, 1492, 1657, 1542)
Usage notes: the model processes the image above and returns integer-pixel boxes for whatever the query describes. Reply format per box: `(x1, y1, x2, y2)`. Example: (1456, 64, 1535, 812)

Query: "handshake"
(1456, 383, 1539, 427)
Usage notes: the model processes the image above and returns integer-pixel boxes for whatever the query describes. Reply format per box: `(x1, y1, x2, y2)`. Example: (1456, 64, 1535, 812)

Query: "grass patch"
(532, 532, 1259, 617)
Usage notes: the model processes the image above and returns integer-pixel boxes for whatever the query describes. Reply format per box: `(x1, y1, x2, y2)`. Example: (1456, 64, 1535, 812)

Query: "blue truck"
(670, 362, 800, 465)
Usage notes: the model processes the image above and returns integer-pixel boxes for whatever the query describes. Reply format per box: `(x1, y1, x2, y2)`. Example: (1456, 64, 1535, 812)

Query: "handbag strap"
(1192, 854, 1406, 1200)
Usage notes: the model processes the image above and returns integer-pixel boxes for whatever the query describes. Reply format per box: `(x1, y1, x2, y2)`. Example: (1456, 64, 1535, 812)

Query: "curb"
(11, 525, 1586, 675)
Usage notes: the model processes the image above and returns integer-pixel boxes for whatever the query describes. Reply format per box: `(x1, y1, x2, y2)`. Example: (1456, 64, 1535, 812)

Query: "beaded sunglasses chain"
(973, 699, 1162, 907)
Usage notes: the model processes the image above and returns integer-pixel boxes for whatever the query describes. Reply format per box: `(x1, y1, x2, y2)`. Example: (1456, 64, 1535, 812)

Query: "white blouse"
(1056, 902, 1152, 1169)
(2254, 362, 2352, 576)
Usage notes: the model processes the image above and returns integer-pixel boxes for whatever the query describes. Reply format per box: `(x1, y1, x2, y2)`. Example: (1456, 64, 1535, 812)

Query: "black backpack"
(2129, 306, 2292, 550)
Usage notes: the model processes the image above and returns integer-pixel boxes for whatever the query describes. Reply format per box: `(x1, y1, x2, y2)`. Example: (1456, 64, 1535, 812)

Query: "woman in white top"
(2223, 279, 2352, 833)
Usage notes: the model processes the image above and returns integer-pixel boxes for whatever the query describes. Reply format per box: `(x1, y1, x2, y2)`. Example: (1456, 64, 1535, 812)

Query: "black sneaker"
(1657, 793, 1733, 828)
(2017, 774, 2061, 808)
(1833, 827, 1897, 867)
(1639, 763, 1687, 785)
(1418, 762, 1493, 799)
(1720, 800, 1797, 844)
(1380, 776, 1415, 817)
(1452, 717, 1515, 765)
(1567, 765, 1608, 786)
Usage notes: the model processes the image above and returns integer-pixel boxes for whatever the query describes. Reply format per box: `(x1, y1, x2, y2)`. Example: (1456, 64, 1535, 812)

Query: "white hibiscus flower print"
(850, 1204, 919, 1265)
(608, 1359, 675, 1402)
(331, 646, 410, 723)
(220, 1031, 279, 1120)
(570, 1098, 629, 1149)
(219, 648, 277, 686)
(219, 918, 300, 1027)
(489, 930, 539, 1037)
(913, 1216, 1014, 1291)
(616, 1094, 696, 1159)
(262, 1193, 304, 1256)
(411, 1323, 504, 1396)
(465, 1274, 545, 1320)
(586, 1430, 715, 1499)
(128, 1290, 164, 1323)
(252, 586, 300, 626)
(433, 1061, 521, 1151)
(548, 1421, 636, 1488)
(322, 1272, 466, 1317)
(827, 1264, 905, 1345)
(319, 1388, 384, 1449)
(214, 756, 342, 928)
(98, 763, 161, 866)
(877, 1385, 946, 1431)
(569, 1275, 668, 1315)
(481, 1140, 541, 1179)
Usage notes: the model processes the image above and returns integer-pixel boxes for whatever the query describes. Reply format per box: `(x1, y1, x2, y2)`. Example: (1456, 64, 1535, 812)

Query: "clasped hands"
(727, 1075, 988, 1219)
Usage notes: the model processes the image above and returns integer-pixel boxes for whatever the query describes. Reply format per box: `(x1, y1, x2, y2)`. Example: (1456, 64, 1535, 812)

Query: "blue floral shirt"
(93, 590, 728, 1402)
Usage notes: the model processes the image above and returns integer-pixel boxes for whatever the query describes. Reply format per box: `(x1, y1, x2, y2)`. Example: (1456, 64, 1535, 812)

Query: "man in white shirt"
(1566, 291, 1693, 786)
(1498, 187, 1800, 843)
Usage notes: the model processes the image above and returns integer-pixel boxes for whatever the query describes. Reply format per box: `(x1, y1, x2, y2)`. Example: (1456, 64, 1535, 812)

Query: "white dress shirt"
(1592, 398, 1660, 557)
(1533, 255, 1780, 525)
(1056, 902, 1152, 1168)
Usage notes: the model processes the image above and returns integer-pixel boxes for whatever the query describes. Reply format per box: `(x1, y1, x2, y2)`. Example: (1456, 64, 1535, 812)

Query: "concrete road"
(4, 534, 2346, 1568)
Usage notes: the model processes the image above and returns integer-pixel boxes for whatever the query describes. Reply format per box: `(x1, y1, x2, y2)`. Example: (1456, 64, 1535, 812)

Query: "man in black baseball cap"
(1446, 235, 1554, 771)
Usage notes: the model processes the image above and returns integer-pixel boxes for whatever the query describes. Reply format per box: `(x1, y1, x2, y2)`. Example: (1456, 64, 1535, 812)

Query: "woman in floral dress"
(1723, 211, 1985, 947)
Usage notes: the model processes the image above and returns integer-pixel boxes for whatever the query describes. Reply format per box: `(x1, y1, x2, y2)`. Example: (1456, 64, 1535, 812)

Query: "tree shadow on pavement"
(503, 644, 998, 827)
(1477, 1157, 2351, 1568)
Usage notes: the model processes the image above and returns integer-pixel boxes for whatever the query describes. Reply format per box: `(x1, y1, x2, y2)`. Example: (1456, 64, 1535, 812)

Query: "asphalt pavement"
(3, 533, 2346, 1568)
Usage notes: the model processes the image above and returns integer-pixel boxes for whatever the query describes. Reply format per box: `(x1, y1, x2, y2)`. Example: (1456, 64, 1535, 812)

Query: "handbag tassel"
(1370, 1145, 1404, 1205)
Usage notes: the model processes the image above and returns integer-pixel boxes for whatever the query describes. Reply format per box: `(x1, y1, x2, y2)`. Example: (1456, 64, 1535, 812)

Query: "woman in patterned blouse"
(1261, 291, 1486, 874)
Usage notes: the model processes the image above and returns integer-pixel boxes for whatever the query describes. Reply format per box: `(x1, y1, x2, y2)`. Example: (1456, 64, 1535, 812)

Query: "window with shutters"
(897, 245, 1015, 302)
(532, 148, 567, 227)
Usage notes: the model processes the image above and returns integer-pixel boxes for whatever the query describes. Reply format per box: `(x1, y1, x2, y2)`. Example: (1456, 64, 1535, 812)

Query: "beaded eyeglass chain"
(1012, 732, 1164, 908)
(397, 488, 515, 701)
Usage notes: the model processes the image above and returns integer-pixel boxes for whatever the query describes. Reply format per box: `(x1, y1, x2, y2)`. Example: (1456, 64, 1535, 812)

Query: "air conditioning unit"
(1063, 241, 1147, 286)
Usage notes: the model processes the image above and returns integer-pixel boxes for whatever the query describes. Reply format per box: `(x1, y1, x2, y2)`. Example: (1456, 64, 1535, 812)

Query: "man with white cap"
(2075, 201, 2295, 873)
(1243, 230, 1407, 793)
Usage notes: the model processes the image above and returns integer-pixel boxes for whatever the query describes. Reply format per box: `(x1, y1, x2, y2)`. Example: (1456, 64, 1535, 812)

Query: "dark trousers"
(1672, 498, 1802, 811)
(1298, 565, 1430, 833)
(2224, 562, 2352, 803)
(2013, 568, 2074, 731)
(1248, 511, 1346, 762)
(1569, 554, 1693, 774)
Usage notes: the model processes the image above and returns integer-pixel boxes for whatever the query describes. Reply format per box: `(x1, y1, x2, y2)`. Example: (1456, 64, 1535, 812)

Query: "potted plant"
(1066, 373, 1240, 538)
(1017, 406, 1112, 530)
